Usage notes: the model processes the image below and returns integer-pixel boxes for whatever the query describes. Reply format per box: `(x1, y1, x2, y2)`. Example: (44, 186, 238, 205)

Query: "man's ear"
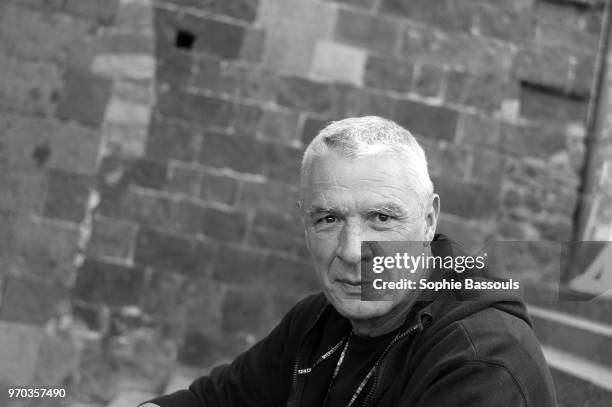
(424, 194, 440, 242)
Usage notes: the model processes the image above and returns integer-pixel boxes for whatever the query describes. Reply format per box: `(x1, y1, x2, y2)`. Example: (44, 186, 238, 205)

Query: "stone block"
(222, 287, 274, 336)
(513, 46, 572, 92)
(250, 212, 308, 256)
(232, 103, 263, 137)
(380, 0, 473, 33)
(240, 180, 298, 214)
(331, 84, 396, 118)
(200, 207, 248, 242)
(322, 0, 376, 8)
(0, 112, 100, 176)
(103, 121, 150, 159)
(0, 166, 47, 216)
(97, 187, 178, 229)
(124, 158, 168, 190)
(156, 47, 193, 90)
(401, 26, 515, 77)
(0, 5, 94, 62)
(572, 53, 596, 97)
(301, 115, 330, 145)
(157, 89, 233, 126)
(190, 55, 221, 92)
(73, 259, 146, 306)
(57, 69, 113, 127)
(134, 228, 214, 275)
(473, 3, 532, 42)
(363, 55, 413, 93)
(519, 85, 588, 123)
(425, 141, 471, 180)
(414, 63, 445, 98)
(457, 113, 501, 149)
(43, 170, 91, 223)
(0, 277, 67, 325)
(0, 53, 63, 115)
(500, 123, 567, 158)
(311, 40, 367, 86)
(155, 8, 246, 59)
(258, 0, 335, 76)
(432, 176, 500, 219)
(240, 27, 265, 62)
(264, 143, 303, 183)
(87, 215, 138, 261)
(536, 24, 599, 53)
(260, 108, 300, 143)
(228, 64, 279, 103)
(199, 131, 266, 174)
(166, 165, 200, 197)
(335, 8, 401, 55)
(0, 321, 43, 384)
(169, 0, 260, 22)
(394, 100, 458, 141)
(100, 156, 168, 191)
(114, 0, 155, 32)
(96, 32, 155, 55)
(266, 255, 318, 295)
(533, 0, 583, 27)
(64, 0, 119, 23)
(276, 76, 332, 115)
(200, 172, 239, 205)
(468, 149, 505, 185)
(5, 216, 79, 283)
(534, 216, 573, 241)
(92, 54, 155, 81)
(444, 69, 468, 104)
(459, 75, 519, 114)
(146, 116, 200, 162)
(210, 246, 268, 285)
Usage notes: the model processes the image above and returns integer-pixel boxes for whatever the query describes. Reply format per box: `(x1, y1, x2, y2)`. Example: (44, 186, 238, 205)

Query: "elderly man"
(141, 116, 556, 407)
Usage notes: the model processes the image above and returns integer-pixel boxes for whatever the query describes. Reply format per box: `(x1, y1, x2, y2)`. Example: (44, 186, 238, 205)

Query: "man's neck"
(349, 302, 413, 337)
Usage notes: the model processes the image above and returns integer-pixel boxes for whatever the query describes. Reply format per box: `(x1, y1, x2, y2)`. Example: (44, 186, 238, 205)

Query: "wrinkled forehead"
(301, 151, 422, 211)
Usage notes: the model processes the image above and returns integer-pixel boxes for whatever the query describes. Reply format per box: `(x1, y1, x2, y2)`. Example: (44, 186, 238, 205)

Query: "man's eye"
(374, 213, 391, 222)
(322, 215, 337, 224)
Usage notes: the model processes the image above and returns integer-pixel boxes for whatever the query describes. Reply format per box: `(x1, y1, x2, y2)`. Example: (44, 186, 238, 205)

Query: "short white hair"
(299, 116, 434, 212)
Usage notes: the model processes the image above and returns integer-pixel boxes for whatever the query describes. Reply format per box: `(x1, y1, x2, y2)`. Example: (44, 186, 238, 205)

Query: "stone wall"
(0, 0, 608, 405)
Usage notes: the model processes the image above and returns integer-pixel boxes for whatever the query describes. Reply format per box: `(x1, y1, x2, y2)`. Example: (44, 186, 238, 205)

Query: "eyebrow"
(368, 203, 407, 216)
(306, 205, 336, 217)
(306, 202, 408, 218)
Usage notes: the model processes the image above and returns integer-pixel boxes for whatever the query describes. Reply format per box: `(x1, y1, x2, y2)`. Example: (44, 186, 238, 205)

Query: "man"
(141, 116, 557, 406)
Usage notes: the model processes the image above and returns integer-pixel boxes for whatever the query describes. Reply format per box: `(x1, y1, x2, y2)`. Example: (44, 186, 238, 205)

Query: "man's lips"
(336, 279, 370, 287)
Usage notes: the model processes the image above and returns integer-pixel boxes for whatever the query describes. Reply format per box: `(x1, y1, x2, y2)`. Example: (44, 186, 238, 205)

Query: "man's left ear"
(424, 194, 440, 242)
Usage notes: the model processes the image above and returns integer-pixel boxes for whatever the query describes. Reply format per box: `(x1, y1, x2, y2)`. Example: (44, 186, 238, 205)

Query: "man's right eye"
(316, 215, 337, 224)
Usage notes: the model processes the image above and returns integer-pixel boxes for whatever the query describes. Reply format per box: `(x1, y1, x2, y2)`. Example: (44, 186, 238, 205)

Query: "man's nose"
(336, 223, 364, 265)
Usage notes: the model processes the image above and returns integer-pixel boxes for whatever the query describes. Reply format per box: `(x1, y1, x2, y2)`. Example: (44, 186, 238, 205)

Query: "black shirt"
(301, 322, 400, 407)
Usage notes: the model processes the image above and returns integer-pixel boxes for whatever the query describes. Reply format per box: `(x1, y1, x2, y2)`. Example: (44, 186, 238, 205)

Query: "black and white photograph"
(0, 0, 611, 406)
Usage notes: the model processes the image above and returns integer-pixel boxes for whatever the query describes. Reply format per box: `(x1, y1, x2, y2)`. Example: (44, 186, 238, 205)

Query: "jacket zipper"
(362, 311, 433, 406)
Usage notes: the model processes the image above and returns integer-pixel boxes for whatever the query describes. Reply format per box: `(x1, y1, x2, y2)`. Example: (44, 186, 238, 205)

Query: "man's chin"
(331, 297, 393, 321)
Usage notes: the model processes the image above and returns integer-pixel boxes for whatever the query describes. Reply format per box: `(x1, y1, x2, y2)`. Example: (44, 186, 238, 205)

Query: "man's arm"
(410, 361, 554, 407)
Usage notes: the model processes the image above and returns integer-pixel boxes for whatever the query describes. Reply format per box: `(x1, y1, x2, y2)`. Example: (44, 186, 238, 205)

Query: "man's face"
(301, 150, 438, 326)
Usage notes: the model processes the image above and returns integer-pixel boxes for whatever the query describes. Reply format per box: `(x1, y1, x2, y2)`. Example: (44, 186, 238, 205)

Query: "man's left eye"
(374, 213, 391, 222)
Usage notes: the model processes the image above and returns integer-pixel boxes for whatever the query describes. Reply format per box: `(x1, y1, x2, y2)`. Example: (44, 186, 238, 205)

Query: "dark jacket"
(146, 238, 557, 407)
